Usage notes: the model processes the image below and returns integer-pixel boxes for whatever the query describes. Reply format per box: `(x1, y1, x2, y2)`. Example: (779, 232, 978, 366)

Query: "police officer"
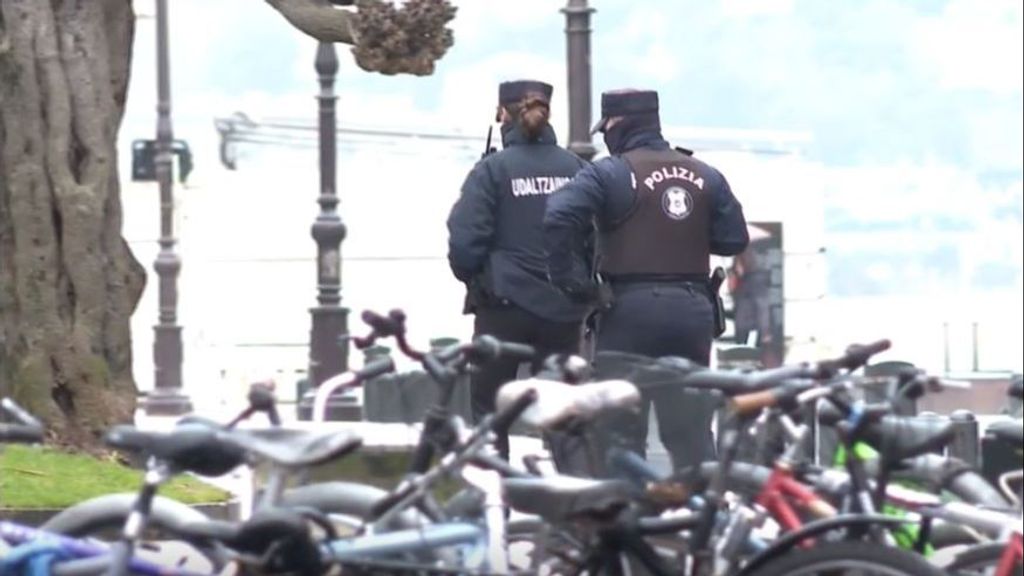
(543, 89, 750, 471)
(446, 79, 590, 462)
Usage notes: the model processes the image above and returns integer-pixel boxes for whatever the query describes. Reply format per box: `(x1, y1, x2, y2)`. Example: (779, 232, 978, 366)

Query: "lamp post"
(563, 0, 597, 161)
(298, 41, 351, 420)
(145, 0, 191, 415)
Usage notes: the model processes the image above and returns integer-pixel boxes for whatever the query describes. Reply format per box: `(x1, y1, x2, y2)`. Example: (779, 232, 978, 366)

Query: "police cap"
(498, 80, 553, 106)
(590, 89, 659, 135)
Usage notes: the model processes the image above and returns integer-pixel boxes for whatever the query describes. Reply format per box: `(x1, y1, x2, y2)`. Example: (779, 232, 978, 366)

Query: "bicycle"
(511, 341, 952, 575)
(1, 398, 216, 576)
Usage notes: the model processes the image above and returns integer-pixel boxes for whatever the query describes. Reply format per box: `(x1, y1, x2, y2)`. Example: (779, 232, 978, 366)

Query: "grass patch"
(0, 445, 231, 509)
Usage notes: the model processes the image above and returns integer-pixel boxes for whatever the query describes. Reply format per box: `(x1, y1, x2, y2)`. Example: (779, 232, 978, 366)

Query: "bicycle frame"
(747, 398, 932, 543)
(755, 465, 834, 535)
(738, 410, 837, 540)
(996, 530, 1023, 576)
(322, 522, 489, 568)
(0, 521, 206, 576)
(692, 399, 902, 574)
(895, 499, 1024, 576)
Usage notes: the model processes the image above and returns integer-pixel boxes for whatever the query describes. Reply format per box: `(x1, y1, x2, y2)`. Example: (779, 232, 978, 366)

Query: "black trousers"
(470, 305, 582, 462)
(593, 282, 718, 472)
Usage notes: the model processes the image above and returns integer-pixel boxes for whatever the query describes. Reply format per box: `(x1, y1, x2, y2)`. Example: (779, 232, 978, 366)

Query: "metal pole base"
(568, 141, 598, 160)
(298, 305, 351, 421)
(308, 305, 350, 384)
(143, 389, 193, 416)
(147, 324, 192, 416)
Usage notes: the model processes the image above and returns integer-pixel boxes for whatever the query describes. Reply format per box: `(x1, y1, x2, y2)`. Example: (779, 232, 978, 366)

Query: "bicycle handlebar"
(2, 398, 43, 428)
(351, 308, 426, 361)
(422, 336, 537, 385)
(1, 398, 44, 444)
(817, 339, 892, 376)
(351, 308, 538, 383)
(0, 424, 44, 444)
(723, 340, 893, 417)
(313, 357, 397, 422)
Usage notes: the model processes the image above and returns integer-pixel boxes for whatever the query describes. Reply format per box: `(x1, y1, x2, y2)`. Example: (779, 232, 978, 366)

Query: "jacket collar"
(501, 122, 558, 147)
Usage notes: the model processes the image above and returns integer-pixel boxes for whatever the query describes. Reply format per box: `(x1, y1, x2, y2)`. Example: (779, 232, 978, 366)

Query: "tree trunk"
(0, 0, 144, 449)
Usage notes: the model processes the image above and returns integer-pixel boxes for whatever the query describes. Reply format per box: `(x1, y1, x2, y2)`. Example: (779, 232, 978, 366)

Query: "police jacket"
(543, 129, 749, 297)
(447, 123, 590, 322)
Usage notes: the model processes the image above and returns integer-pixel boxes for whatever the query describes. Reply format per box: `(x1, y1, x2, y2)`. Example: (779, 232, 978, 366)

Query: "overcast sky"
(119, 0, 1023, 298)
(122, 0, 1022, 173)
(116, 0, 1023, 377)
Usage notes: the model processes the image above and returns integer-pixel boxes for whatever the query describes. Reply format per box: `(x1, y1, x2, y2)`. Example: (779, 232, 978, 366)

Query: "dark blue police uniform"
(544, 90, 749, 471)
(447, 80, 589, 461)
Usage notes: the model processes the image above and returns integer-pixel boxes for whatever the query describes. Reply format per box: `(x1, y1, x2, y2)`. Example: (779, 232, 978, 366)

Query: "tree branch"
(264, 0, 357, 44)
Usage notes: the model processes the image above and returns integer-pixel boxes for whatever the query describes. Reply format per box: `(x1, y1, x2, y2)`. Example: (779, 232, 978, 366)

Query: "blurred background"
(118, 0, 1022, 416)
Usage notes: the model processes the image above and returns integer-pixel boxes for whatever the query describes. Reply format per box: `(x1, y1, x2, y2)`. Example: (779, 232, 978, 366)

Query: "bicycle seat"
(987, 420, 1023, 446)
(496, 378, 640, 430)
(105, 423, 246, 477)
(817, 407, 956, 461)
(217, 427, 363, 469)
(866, 417, 957, 461)
(105, 425, 362, 475)
(502, 476, 633, 523)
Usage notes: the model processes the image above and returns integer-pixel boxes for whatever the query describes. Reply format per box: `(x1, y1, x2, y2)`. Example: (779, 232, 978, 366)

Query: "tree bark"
(264, 0, 357, 44)
(0, 0, 144, 449)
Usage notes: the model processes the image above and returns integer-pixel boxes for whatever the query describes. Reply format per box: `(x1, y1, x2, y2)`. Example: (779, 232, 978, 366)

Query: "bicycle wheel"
(748, 541, 947, 576)
(946, 543, 1024, 576)
(280, 481, 426, 534)
(40, 494, 227, 572)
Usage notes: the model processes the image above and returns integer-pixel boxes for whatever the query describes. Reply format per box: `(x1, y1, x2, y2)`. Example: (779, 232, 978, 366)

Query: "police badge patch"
(661, 186, 693, 220)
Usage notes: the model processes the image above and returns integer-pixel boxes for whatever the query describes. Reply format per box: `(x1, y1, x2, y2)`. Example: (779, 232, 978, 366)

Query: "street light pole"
(299, 41, 350, 420)
(146, 0, 191, 416)
(563, 0, 597, 161)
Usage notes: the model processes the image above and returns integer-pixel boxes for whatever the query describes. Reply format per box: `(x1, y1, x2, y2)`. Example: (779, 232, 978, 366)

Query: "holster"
(709, 267, 727, 338)
(461, 290, 477, 315)
(462, 276, 496, 315)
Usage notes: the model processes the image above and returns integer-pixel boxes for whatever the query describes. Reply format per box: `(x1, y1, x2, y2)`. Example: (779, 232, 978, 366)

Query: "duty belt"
(605, 273, 710, 287)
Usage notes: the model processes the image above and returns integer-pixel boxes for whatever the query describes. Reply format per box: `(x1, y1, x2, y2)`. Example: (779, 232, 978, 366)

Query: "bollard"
(360, 345, 392, 421)
(364, 344, 391, 362)
(864, 361, 919, 416)
(947, 409, 980, 469)
(429, 338, 473, 423)
(430, 337, 460, 352)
